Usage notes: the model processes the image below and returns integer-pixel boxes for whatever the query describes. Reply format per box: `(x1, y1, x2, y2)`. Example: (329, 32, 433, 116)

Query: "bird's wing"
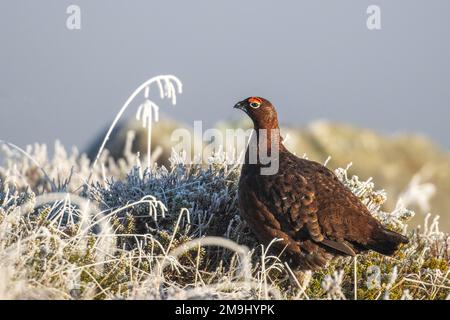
(297, 159, 380, 249)
(261, 155, 375, 257)
(253, 158, 326, 243)
(238, 175, 334, 270)
(320, 239, 356, 256)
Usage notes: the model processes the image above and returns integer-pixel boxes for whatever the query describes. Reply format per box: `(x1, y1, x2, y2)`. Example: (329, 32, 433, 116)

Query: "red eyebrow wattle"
(248, 97, 262, 104)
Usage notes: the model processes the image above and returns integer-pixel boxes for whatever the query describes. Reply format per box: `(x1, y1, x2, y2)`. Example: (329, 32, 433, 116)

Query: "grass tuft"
(0, 138, 448, 300)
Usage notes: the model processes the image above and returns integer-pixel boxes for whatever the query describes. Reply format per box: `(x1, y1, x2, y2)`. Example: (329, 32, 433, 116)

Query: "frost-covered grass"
(0, 139, 448, 300)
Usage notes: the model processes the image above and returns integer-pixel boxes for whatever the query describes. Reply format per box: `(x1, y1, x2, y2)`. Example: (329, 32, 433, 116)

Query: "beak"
(233, 101, 246, 112)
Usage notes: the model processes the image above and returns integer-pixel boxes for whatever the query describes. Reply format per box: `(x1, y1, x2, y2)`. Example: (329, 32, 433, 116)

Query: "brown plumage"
(234, 97, 408, 271)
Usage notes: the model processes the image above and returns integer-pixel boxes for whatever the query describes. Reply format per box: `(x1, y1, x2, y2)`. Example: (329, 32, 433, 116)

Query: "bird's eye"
(249, 101, 261, 109)
(248, 97, 263, 109)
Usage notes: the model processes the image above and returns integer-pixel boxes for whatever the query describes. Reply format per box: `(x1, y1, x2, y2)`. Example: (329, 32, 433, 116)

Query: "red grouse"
(234, 97, 408, 270)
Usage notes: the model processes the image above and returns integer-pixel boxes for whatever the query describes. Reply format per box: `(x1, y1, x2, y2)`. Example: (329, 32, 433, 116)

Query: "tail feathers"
(367, 227, 409, 256)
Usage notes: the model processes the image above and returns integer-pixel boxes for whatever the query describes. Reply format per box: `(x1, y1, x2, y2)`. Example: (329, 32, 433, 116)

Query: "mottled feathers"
(234, 97, 408, 271)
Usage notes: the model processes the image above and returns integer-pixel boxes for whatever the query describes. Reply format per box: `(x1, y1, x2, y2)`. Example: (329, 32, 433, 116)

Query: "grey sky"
(1, 1, 449, 151)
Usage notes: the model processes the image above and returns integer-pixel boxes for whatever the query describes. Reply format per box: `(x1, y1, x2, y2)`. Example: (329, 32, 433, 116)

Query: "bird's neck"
(244, 125, 286, 167)
(254, 126, 283, 151)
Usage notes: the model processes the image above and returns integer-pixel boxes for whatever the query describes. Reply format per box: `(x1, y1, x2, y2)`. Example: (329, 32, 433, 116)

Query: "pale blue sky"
(1, 1, 449, 151)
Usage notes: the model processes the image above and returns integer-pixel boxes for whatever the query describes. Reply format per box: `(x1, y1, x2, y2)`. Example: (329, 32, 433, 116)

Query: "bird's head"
(233, 97, 279, 129)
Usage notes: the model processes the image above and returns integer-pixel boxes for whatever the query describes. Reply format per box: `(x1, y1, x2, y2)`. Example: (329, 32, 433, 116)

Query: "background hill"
(88, 117, 450, 232)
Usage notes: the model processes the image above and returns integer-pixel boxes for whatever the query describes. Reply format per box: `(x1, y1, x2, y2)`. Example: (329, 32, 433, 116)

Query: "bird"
(234, 96, 409, 271)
